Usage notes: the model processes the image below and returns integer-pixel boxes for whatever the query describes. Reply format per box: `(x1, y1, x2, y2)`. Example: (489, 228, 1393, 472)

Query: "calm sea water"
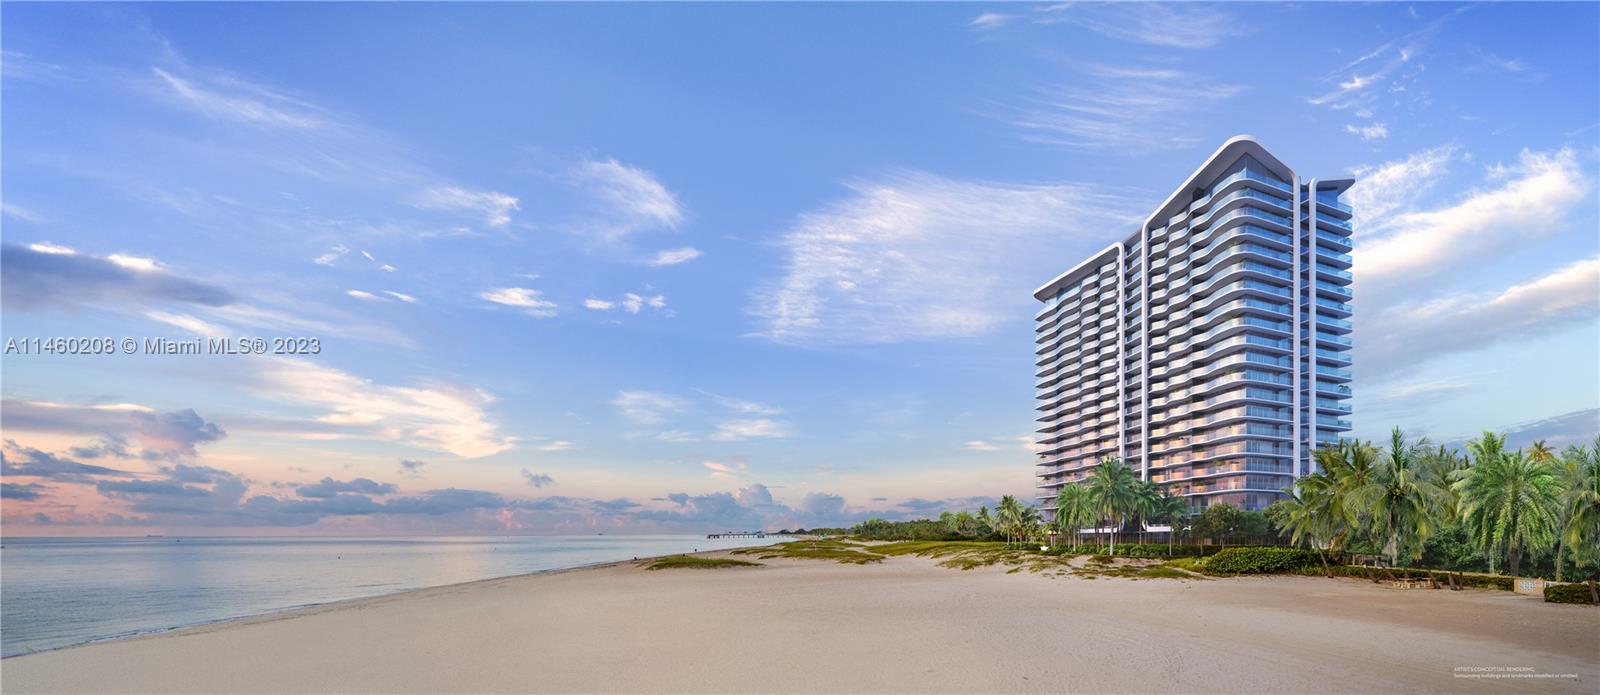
(0, 535, 781, 657)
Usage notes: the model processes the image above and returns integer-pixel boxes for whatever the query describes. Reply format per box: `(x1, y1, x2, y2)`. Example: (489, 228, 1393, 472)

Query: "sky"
(2, 2, 1597, 536)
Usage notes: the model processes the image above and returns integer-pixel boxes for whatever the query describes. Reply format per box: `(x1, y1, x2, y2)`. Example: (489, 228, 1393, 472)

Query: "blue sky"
(2, 2, 1597, 535)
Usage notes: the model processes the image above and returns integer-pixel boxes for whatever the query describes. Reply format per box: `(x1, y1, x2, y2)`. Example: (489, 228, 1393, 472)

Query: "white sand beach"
(3, 551, 1595, 694)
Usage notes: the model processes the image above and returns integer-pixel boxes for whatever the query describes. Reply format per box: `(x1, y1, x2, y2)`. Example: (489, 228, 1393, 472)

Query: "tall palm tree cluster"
(1051, 458, 1189, 556)
(1270, 429, 1600, 581)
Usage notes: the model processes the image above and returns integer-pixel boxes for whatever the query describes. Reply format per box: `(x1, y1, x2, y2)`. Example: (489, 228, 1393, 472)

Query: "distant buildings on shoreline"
(1033, 136, 1354, 513)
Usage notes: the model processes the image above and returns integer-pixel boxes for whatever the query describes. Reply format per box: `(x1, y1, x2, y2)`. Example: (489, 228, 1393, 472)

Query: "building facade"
(1033, 136, 1353, 514)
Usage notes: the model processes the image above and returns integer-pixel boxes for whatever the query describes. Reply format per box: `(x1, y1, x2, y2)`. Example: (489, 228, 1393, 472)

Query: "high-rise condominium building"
(1033, 136, 1353, 514)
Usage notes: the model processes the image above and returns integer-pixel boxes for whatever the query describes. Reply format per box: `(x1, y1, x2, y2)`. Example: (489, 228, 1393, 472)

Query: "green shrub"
(1544, 582, 1598, 604)
(1204, 547, 1320, 574)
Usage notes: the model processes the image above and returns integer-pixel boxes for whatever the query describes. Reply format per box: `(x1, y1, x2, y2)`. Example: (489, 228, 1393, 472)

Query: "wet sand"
(3, 552, 1595, 693)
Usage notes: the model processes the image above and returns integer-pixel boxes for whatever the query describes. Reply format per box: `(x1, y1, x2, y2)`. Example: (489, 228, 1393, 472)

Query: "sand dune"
(3, 552, 1595, 693)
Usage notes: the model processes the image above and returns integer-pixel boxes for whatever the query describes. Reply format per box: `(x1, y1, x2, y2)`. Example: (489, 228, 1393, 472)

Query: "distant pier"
(706, 532, 791, 539)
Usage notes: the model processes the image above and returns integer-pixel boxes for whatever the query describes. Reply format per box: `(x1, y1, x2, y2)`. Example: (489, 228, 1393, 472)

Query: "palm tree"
(1152, 492, 1190, 556)
(1554, 438, 1600, 583)
(953, 510, 978, 537)
(1053, 484, 1091, 550)
(1088, 458, 1139, 555)
(976, 506, 994, 539)
(1346, 428, 1451, 567)
(1270, 472, 1346, 576)
(1456, 434, 1562, 577)
(1133, 479, 1162, 546)
(1528, 440, 1556, 465)
(996, 495, 1027, 545)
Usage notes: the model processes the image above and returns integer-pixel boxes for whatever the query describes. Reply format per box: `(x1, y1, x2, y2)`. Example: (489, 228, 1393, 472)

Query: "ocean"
(0, 534, 782, 657)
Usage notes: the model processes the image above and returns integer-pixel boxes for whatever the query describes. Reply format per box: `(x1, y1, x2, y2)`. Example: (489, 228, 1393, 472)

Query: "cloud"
(994, 63, 1246, 152)
(532, 440, 574, 452)
(1, 202, 46, 223)
(1307, 9, 1462, 118)
(312, 244, 349, 265)
(2, 243, 234, 312)
(749, 171, 1136, 344)
(703, 460, 748, 481)
(1, 441, 130, 482)
(1345, 144, 1459, 237)
(398, 459, 428, 477)
(478, 287, 557, 317)
(708, 419, 793, 442)
(520, 470, 556, 488)
(696, 391, 783, 416)
(1, 482, 49, 501)
(621, 293, 666, 314)
(244, 358, 514, 458)
(347, 289, 417, 304)
(1345, 123, 1389, 141)
(1355, 148, 1587, 301)
(585, 293, 668, 315)
(2, 400, 226, 460)
(296, 477, 399, 498)
(965, 435, 1039, 453)
(969, 13, 1011, 31)
(1465, 48, 1529, 74)
(412, 186, 520, 228)
(151, 67, 327, 130)
(1361, 257, 1600, 380)
(612, 391, 690, 425)
(1035, 3, 1246, 48)
(569, 159, 681, 240)
(146, 310, 226, 336)
(645, 247, 701, 266)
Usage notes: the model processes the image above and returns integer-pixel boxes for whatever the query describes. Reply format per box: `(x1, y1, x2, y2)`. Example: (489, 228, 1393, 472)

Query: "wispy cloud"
(584, 292, 668, 315)
(1308, 8, 1465, 119)
(1356, 147, 1586, 300)
(645, 247, 701, 266)
(1345, 144, 1459, 237)
(709, 419, 793, 442)
(1034, 3, 1247, 49)
(749, 171, 1136, 345)
(1, 243, 233, 312)
(702, 460, 748, 481)
(1363, 257, 1600, 380)
(1345, 123, 1390, 141)
(567, 157, 683, 243)
(411, 186, 520, 228)
(993, 63, 1246, 152)
(151, 67, 328, 130)
(965, 436, 1036, 453)
(478, 287, 557, 317)
(612, 391, 691, 425)
(969, 13, 1012, 31)
(246, 358, 514, 459)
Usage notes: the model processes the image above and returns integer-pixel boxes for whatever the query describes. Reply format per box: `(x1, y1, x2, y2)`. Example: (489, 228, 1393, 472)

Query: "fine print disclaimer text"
(1452, 666, 1580, 680)
(4, 336, 322, 356)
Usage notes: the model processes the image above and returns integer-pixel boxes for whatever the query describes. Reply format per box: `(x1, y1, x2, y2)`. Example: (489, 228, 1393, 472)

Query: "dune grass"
(643, 555, 763, 570)
(733, 539, 886, 564)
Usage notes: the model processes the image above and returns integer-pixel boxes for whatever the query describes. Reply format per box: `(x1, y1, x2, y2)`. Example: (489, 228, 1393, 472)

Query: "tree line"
(836, 430, 1599, 581)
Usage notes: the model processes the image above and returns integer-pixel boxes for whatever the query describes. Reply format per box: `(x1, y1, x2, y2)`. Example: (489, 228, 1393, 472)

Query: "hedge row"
(1545, 582, 1599, 605)
(1310, 565, 1516, 590)
(1204, 547, 1320, 574)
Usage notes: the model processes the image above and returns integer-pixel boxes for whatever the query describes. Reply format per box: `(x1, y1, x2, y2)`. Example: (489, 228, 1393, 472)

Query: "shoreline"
(1, 545, 764, 660)
(5, 549, 1595, 694)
